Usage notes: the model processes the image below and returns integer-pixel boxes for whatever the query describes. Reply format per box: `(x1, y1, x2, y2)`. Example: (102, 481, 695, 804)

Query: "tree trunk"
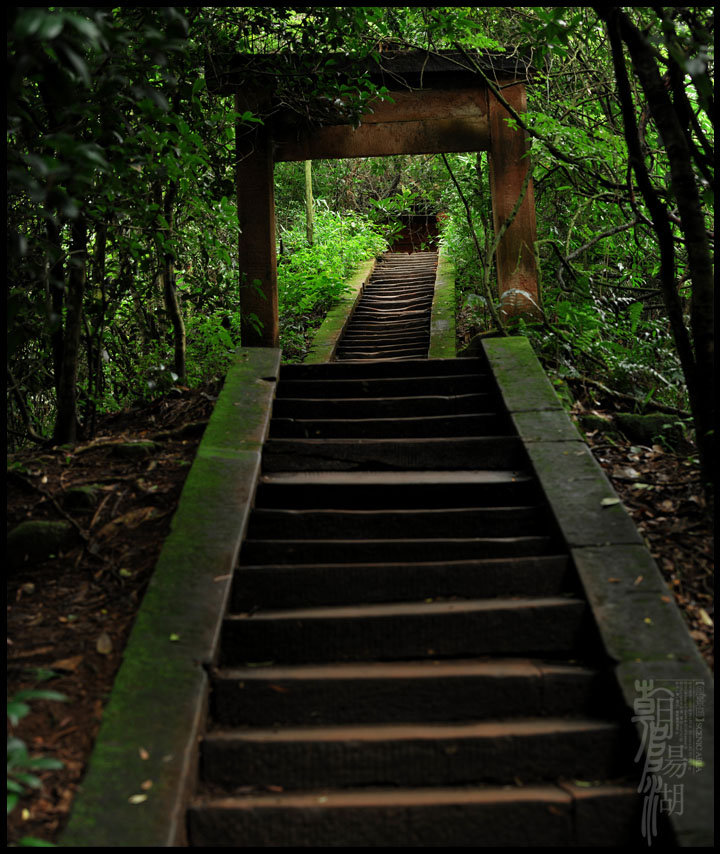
(162, 185, 186, 383)
(45, 219, 65, 399)
(305, 159, 315, 246)
(83, 220, 108, 435)
(53, 216, 86, 444)
(161, 258, 186, 384)
(603, 8, 715, 495)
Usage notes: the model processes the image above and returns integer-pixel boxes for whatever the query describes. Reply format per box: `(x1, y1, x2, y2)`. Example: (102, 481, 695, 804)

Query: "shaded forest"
(6, 7, 715, 843)
(7, 6, 714, 486)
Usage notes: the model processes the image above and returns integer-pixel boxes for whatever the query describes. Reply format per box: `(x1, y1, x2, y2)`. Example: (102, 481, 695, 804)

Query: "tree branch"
(440, 153, 506, 335)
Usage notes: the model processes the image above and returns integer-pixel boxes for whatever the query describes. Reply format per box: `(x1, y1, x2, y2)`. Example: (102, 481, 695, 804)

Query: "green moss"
(62, 348, 279, 846)
(113, 441, 158, 459)
(614, 413, 683, 447)
(429, 250, 456, 359)
(8, 520, 77, 569)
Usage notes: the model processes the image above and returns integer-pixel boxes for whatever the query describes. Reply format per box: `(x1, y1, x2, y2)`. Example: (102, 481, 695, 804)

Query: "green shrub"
(8, 685, 67, 846)
(277, 206, 387, 360)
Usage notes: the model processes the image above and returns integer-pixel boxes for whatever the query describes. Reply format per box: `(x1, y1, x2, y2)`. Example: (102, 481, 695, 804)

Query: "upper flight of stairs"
(334, 251, 438, 361)
(187, 354, 646, 847)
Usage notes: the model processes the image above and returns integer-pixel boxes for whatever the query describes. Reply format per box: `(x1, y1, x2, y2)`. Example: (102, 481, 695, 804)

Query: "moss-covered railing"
(483, 336, 714, 849)
(62, 349, 281, 847)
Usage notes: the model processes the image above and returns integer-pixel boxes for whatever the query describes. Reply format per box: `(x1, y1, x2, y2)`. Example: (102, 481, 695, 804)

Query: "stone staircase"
(187, 355, 645, 846)
(334, 251, 438, 361)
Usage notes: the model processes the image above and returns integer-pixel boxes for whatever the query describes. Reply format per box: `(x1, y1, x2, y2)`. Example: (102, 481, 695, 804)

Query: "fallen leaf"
(139, 747, 150, 760)
(607, 578, 621, 584)
(601, 497, 621, 507)
(51, 655, 83, 672)
(10, 645, 55, 659)
(644, 617, 653, 625)
(698, 609, 713, 627)
(634, 576, 644, 586)
(141, 779, 153, 790)
(128, 794, 147, 805)
(96, 631, 113, 655)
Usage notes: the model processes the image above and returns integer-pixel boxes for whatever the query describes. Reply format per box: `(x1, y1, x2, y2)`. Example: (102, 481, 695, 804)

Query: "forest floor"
(6, 378, 714, 846)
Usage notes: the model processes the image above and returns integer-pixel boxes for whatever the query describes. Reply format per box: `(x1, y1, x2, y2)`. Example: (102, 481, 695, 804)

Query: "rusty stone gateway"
(209, 49, 540, 347)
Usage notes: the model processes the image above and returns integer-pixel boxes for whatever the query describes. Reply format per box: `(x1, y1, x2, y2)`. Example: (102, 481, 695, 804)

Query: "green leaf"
(55, 42, 90, 85)
(7, 793, 20, 815)
(25, 757, 65, 771)
(12, 689, 68, 704)
(7, 701, 31, 726)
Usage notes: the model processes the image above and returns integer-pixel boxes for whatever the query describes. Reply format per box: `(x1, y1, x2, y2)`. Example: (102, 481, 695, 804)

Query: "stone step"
(336, 335, 428, 348)
(210, 658, 609, 726)
(336, 334, 429, 347)
(262, 436, 527, 471)
(240, 535, 555, 564)
(270, 393, 497, 419)
(254, 470, 541, 509)
(279, 358, 484, 380)
(353, 298, 432, 308)
(188, 784, 643, 847)
(268, 413, 507, 438)
(200, 718, 628, 790)
(349, 308, 431, 321)
(231, 555, 575, 609)
(339, 326, 429, 339)
(342, 314, 429, 327)
(335, 353, 428, 362)
(219, 597, 588, 664)
(274, 374, 491, 398)
(337, 326, 431, 340)
(335, 346, 429, 360)
(246, 505, 549, 539)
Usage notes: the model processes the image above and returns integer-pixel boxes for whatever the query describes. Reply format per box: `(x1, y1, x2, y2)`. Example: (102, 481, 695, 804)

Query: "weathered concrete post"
(488, 83, 541, 320)
(236, 103, 278, 347)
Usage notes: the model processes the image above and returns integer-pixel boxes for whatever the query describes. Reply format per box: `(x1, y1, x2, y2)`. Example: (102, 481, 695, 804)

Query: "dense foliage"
(7, 7, 714, 491)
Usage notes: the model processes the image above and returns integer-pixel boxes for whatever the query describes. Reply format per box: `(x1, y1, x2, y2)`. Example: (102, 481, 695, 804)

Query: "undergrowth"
(276, 204, 387, 361)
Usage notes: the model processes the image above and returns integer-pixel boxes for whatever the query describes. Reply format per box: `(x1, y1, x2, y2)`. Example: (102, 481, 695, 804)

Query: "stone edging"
(303, 258, 377, 363)
(482, 335, 714, 848)
(428, 247, 456, 359)
(61, 348, 281, 847)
